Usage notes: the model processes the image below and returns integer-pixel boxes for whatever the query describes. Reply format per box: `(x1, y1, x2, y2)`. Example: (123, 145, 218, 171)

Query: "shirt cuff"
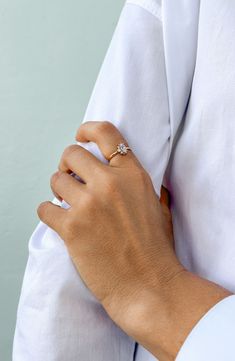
(176, 294, 235, 360)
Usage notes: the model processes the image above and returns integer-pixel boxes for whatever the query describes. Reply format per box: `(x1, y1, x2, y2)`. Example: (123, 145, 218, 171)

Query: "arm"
(13, 1, 178, 360)
(53, 2, 235, 360)
(38, 120, 233, 361)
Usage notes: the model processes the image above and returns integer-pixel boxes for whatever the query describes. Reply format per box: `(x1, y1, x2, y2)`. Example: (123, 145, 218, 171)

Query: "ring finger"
(76, 121, 140, 168)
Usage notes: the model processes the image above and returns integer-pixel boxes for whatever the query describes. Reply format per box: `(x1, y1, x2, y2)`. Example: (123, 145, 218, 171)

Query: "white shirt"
(13, 1, 235, 360)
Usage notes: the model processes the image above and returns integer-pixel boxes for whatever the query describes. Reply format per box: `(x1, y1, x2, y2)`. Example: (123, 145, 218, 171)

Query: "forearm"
(106, 268, 231, 361)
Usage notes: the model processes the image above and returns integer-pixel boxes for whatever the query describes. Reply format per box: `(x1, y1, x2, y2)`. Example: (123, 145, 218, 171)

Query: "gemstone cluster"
(117, 143, 128, 155)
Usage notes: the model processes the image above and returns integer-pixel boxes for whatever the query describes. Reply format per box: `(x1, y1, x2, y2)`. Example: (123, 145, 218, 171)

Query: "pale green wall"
(0, 1, 124, 359)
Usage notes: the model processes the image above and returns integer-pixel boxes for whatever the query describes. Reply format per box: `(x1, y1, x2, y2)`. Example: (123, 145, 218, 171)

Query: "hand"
(38, 121, 231, 361)
(38, 120, 181, 305)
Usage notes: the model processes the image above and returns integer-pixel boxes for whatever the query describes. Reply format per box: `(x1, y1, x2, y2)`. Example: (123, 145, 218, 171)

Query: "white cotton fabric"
(176, 295, 235, 361)
(13, 1, 235, 360)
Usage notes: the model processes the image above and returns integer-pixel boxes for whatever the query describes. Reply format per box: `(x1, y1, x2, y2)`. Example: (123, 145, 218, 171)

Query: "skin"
(38, 121, 232, 361)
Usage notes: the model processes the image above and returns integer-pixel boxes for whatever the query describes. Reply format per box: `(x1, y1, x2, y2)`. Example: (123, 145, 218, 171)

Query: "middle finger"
(59, 144, 106, 183)
(50, 170, 85, 206)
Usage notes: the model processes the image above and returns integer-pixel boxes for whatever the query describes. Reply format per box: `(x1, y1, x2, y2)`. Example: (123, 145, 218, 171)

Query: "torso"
(166, 0, 235, 292)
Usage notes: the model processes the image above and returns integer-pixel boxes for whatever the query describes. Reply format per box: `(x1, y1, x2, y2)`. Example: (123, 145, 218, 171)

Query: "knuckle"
(79, 120, 92, 128)
(50, 171, 61, 188)
(76, 121, 89, 136)
(62, 144, 79, 160)
(59, 144, 80, 171)
(96, 120, 114, 135)
(37, 201, 49, 219)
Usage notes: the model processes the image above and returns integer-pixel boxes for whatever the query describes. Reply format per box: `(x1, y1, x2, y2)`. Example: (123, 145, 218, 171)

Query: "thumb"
(160, 186, 171, 208)
(159, 186, 174, 247)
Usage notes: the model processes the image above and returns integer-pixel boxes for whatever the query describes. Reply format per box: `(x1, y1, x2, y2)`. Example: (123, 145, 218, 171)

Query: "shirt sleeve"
(176, 295, 235, 360)
(13, 2, 173, 360)
(79, 0, 170, 196)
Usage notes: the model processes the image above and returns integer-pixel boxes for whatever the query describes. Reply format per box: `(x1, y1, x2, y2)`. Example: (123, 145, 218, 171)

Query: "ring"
(108, 143, 131, 161)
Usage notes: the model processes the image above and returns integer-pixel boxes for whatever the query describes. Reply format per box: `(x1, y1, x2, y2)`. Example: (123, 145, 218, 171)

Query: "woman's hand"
(38, 120, 181, 309)
(38, 121, 231, 361)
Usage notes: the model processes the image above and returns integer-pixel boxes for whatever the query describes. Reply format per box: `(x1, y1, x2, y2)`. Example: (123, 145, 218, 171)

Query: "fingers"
(37, 201, 67, 233)
(76, 121, 140, 167)
(59, 144, 106, 183)
(50, 171, 85, 206)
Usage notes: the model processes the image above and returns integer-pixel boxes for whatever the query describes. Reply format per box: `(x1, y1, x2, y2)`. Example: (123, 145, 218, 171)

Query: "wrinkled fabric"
(13, 0, 235, 360)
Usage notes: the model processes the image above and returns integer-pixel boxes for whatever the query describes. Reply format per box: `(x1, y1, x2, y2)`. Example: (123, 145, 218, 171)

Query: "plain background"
(0, 0, 124, 359)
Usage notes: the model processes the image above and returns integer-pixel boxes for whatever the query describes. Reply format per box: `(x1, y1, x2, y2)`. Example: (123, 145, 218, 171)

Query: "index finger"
(75, 121, 140, 168)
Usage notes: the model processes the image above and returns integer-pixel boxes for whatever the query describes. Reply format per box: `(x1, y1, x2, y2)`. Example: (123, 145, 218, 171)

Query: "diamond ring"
(108, 143, 131, 161)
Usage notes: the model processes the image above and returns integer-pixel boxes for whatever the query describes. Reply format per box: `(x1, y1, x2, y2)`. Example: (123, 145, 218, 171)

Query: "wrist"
(103, 266, 231, 361)
(102, 261, 186, 360)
